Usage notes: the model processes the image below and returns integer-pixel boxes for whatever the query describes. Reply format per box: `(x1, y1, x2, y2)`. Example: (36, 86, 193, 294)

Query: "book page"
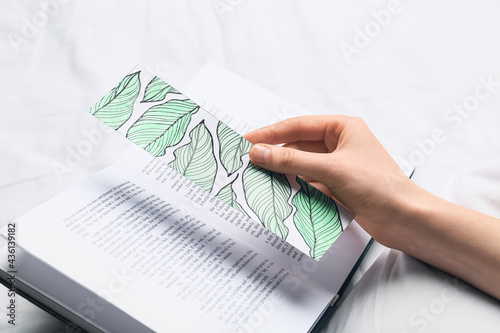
(115, 144, 309, 267)
(181, 62, 372, 292)
(14, 165, 335, 332)
(183, 62, 312, 134)
(113, 62, 371, 293)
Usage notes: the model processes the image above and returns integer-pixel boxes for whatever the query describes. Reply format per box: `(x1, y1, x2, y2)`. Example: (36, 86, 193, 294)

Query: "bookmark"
(88, 68, 348, 260)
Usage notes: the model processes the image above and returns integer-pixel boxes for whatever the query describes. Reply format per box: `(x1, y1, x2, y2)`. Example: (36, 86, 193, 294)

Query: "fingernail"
(251, 145, 271, 164)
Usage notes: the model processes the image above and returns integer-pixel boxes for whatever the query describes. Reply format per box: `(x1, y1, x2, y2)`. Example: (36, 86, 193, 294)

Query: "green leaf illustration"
(292, 177, 342, 260)
(217, 122, 252, 176)
(169, 121, 218, 192)
(126, 99, 200, 157)
(215, 176, 248, 216)
(89, 71, 141, 130)
(242, 163, 292, 239)
(141, 76, 180, 103)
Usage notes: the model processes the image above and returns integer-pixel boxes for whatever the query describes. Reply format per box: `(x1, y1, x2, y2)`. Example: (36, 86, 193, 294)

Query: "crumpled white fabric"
(1, 0, 500, 332)
(321, 248, 500, 333)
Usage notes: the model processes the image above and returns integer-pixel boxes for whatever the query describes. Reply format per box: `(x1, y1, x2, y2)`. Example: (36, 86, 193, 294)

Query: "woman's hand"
(244, 115, 415, 248)
(245, 115, 500, 300)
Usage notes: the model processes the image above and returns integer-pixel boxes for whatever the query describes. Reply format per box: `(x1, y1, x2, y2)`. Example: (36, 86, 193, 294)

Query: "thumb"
(249, 144, 328, 180)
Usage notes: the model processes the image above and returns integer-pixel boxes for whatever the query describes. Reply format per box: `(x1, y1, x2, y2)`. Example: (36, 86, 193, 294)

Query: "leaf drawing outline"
(215, 175, 248, 216)
(242, 163, 292, 239)
(141, 76, 180, 103)
(89, 71, 141, 130)
(126, 99, 200, 157)
(168, 121, 218, 192)
(217, 122, 252, 176)
(292, 176, 342, 260)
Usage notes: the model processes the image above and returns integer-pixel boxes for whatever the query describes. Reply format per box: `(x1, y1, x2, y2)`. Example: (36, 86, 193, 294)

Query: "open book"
(0, 63, 372, 332)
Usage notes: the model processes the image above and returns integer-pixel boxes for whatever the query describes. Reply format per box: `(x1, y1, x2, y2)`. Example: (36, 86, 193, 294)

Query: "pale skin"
(244, 115, 500, 301)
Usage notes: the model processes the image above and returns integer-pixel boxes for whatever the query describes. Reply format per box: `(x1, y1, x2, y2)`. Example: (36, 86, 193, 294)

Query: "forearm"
(391, 184, 500, 300)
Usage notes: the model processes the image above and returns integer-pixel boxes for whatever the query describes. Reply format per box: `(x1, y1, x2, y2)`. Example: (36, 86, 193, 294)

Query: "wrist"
(372, 178, 434, 253)
(388, 183, 465, 268)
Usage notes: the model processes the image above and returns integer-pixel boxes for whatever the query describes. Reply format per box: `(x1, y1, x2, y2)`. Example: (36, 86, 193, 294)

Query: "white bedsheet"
(1, 1, 499, 332)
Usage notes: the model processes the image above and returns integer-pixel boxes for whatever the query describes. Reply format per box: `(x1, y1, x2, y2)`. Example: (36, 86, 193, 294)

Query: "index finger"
(244, 115, 349, 147)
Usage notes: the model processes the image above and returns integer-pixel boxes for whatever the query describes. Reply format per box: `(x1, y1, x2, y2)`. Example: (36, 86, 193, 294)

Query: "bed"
(1, 1, 499, 332)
